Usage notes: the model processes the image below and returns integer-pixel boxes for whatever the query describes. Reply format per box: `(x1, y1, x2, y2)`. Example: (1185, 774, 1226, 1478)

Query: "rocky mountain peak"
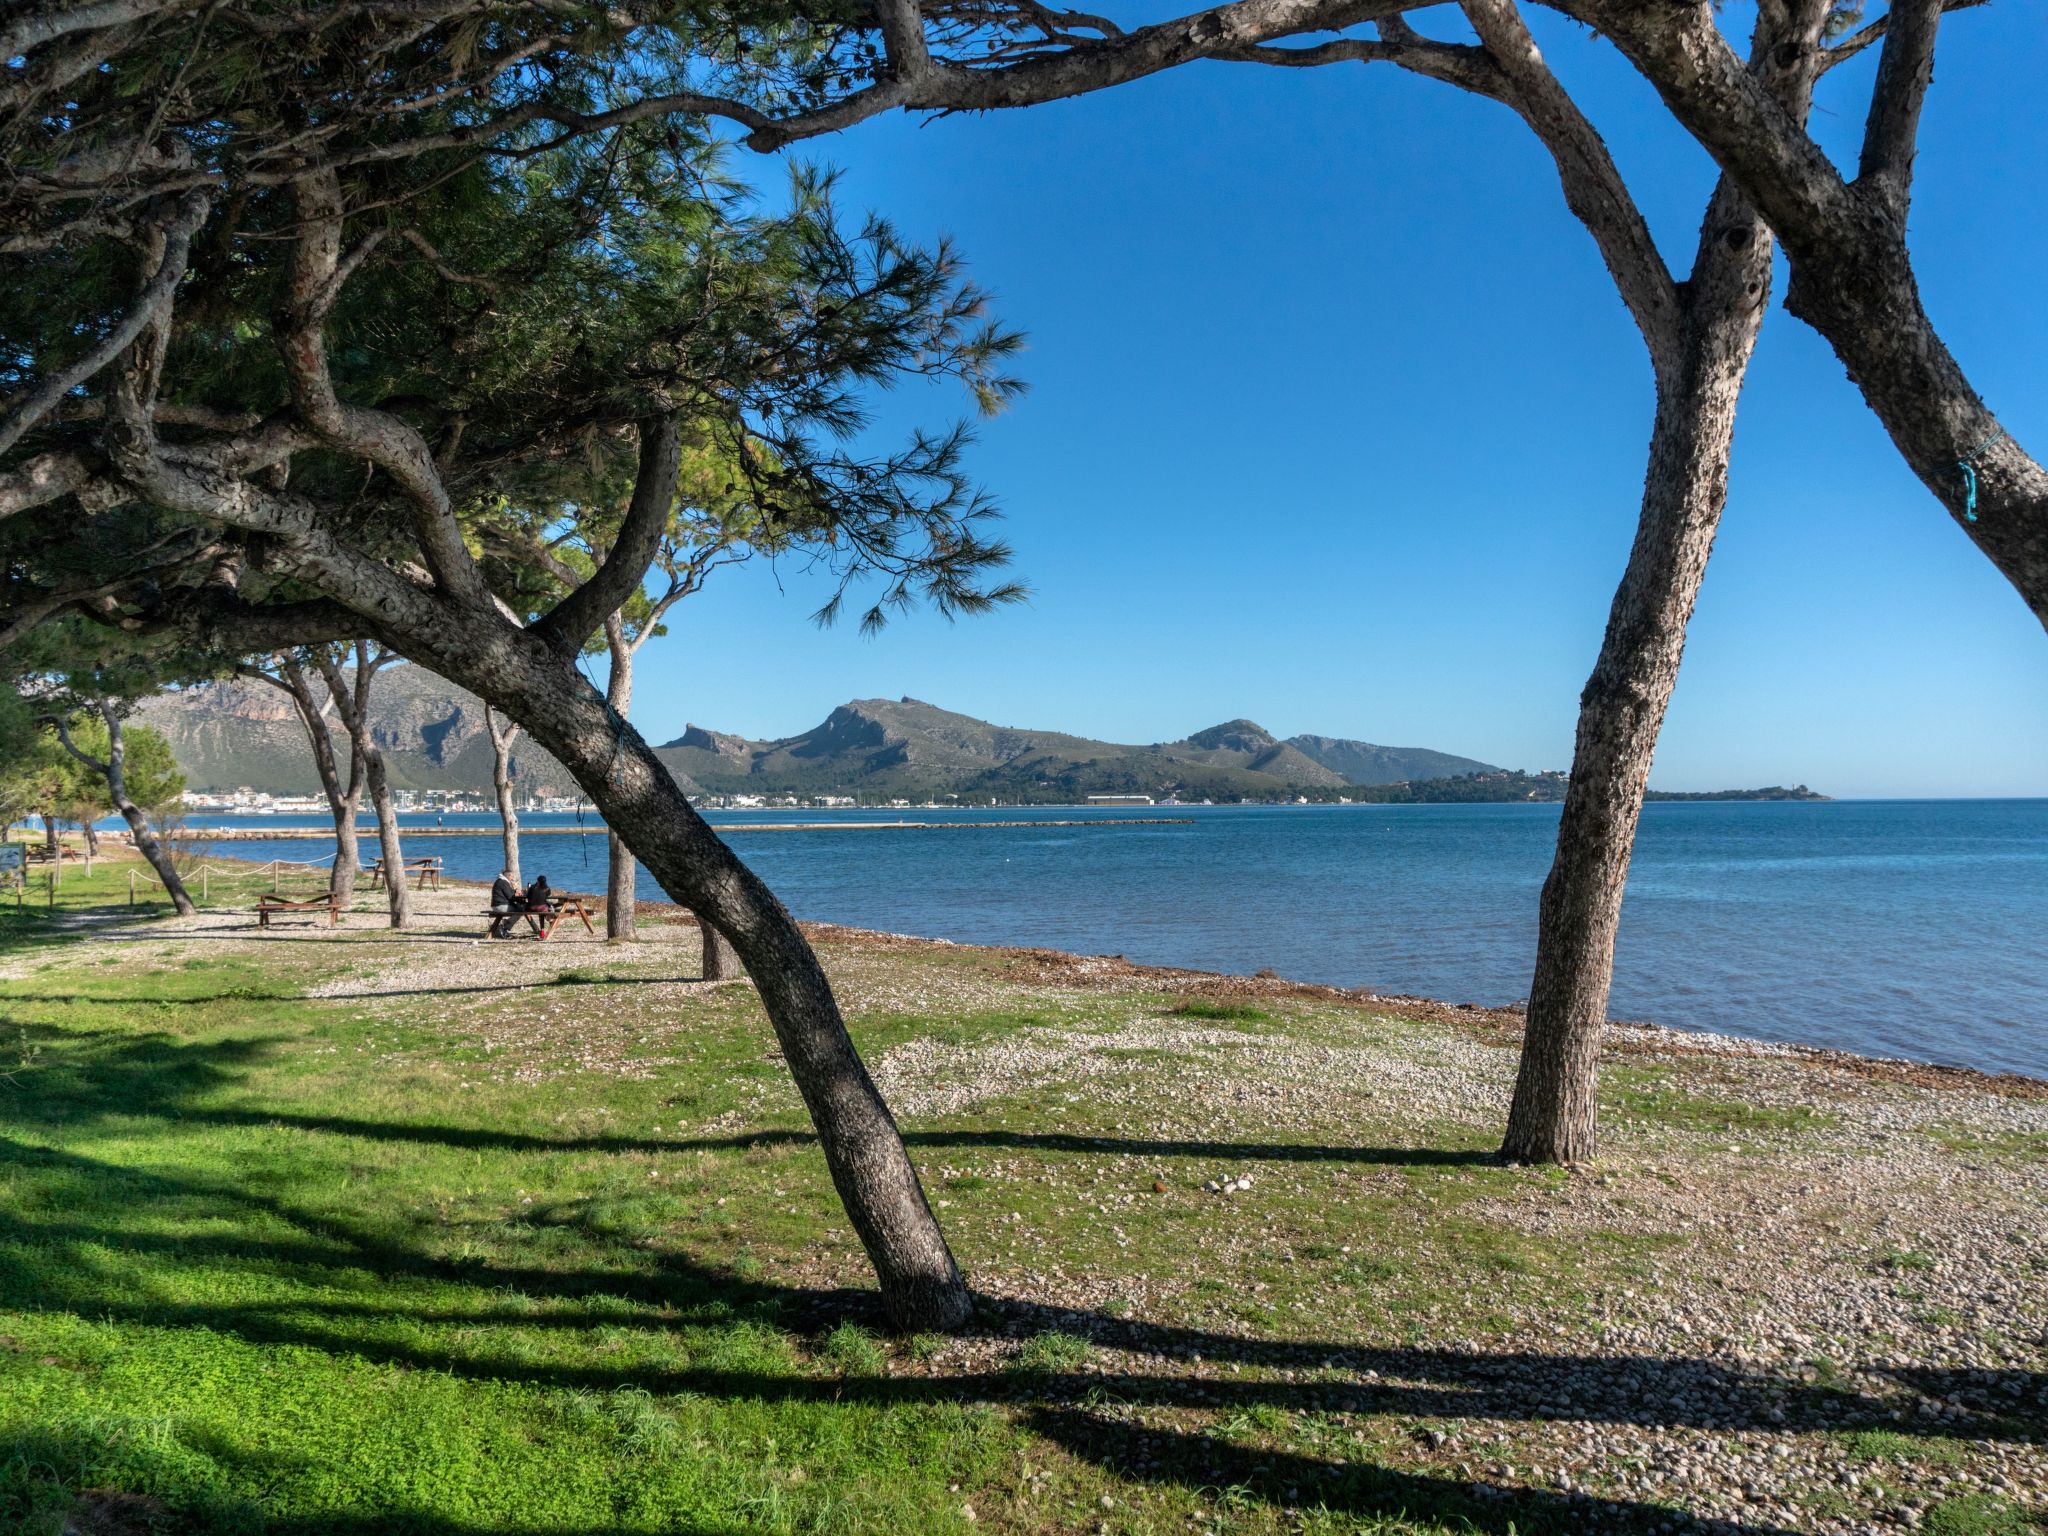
(1184, 719, 1277, 753)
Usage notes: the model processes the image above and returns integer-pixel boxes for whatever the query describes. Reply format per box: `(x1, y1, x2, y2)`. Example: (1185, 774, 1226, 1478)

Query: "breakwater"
(196, 818, 1197, 839)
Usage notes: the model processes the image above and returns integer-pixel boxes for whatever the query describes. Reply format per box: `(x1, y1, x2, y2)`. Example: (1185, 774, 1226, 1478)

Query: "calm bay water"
(191, 800, 2048, 1078)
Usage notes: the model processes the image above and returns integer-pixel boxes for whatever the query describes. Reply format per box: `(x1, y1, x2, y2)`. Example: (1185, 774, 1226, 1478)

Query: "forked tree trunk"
(485, 704, 522, 887)
(56, 711, 195, 916)
(368, 622, 968, 1331)
(268, 656, 363, 904)
(701, 915, 741, 981)
(603, 615, 637, 942)
(316, 647, 409, 928)
(1502, 179, 1776, 1165)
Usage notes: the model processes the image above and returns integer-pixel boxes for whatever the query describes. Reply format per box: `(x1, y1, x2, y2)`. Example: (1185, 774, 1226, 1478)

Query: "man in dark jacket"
(489, 871, 521, 938)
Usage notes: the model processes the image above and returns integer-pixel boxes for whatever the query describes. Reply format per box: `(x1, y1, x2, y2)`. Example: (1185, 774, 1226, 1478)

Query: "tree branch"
(739, 0, 1426, 150)
(1856, 0, 1942, 216)
(1454, 0, 1683, 369)
(278, 168, 490, 608)
(0, 188, 208, 457)
(533, 415, 682, 654)
(0, 450, 98, 517)
(51, 714, 112, 778)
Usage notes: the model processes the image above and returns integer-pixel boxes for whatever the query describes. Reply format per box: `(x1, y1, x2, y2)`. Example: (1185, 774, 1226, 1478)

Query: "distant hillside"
(1345, 774, 1831, 805)
(140, 676, 1825, 806)
(1287, 733, 1495, 785)
(1645, 785, 1829, 803)
(141, 679, 1502, 804)
(653, 698, 1499, 803)
(138, 669, 585, 798)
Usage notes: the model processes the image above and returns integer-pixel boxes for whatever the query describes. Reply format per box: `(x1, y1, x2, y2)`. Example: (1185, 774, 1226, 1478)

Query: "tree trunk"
(80, 820, 100, 858)
(361, 749, 410, 929)
(274, 655, 362, 905)
(603, 615, 636, 942)
(56, 710, 195, 916)
(357, 622, 968, 1331)
(1502, 178, 1775, 1165)
(40, 815, 56, 856)
(485, 704, 521, 887)
(315, 647, 409, 928)
(701, 915, 741, 980)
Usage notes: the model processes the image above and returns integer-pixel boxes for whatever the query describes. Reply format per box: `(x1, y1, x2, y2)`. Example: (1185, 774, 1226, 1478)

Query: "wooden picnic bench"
(368, 856, 443, 891)
(481, 895, 596, 941)
(256, 891, 341, 927)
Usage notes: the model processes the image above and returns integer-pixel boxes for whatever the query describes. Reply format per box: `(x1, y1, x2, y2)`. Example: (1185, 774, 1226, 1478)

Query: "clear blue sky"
(617, 4, 2048, 798)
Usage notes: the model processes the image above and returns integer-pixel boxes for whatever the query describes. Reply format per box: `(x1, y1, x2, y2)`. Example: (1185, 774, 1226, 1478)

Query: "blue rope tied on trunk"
(1956, 427, 2004, 523)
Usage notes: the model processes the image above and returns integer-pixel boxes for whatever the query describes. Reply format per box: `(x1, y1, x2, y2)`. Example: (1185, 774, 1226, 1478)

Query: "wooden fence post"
(129, 870, 136, 908)
(202, 867, 209, 903)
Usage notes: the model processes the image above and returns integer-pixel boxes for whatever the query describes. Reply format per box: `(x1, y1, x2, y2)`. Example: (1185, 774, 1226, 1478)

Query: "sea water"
(186, 799, 2047, 1077)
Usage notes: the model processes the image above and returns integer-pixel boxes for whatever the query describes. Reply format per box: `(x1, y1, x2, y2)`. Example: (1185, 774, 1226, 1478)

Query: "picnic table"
(256, 891, 341, 927)
(483, 895, 596, 941)
(368, 856, 443, 891)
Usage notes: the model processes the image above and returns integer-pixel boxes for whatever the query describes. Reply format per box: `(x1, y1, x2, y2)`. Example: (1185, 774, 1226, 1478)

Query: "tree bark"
(360, 618, 969, 1331)
(315, 646, 409, 928)
(1497, 9, 1825, 1165)
(40, 815, 56, 856)
(603, 613, 637, 942)
(1502, 333, 1755, 1163)
(701, 914, 741, 980)
(55, 710, 195, 916)
(79, 819, 100, 858)
(485, 704, 522, 887)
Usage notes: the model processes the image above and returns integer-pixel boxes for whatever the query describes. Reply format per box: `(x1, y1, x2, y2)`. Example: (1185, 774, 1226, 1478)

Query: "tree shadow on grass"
(3, 1016, 2041, 1536)
(0, 1015, 1488, 1168)
(2, 1134, 2041, 1536)
(1, 1136, 2038, 1443)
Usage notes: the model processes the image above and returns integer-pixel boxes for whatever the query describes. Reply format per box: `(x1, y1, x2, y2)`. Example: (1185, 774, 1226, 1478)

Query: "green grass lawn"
(0, 866, 2041, 1536)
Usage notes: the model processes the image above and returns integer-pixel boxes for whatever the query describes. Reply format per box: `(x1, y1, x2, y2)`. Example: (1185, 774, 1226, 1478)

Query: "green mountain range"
(138, 673, 1499, 803)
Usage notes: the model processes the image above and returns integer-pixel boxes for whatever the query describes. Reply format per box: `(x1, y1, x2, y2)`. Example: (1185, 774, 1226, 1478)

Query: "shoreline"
(184, 844, 2048, 1101)
(186, 818, 1197, 839)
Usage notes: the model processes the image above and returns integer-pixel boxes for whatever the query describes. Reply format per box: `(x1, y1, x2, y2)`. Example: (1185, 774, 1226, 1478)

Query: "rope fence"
(5, 851, 351, 909)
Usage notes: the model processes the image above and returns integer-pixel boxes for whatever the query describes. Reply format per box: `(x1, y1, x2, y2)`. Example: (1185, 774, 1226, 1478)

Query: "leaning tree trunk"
(1502, 180, 1774, 1165)
(369, 622, 968, 1331)
(485, 704, 522, 886)
(602, 615, 637, 942)
(701, 915, 741, 981)
(80, 819, 100, 858)
(56, 712, 195, 916)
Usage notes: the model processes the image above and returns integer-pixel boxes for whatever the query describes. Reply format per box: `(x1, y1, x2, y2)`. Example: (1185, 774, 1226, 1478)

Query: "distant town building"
(1087, 794, 1154, 806)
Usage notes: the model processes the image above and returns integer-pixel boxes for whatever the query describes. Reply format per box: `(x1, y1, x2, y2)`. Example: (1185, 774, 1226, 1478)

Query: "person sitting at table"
(489, 871, 522, 939)
(520, 874, 553, 924)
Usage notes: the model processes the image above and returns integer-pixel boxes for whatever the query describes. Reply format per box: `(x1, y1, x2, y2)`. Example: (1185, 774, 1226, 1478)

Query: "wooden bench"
(368, 856, 443, 891)
(482, 895, 596, 941)
(257, 892, 341, 927)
